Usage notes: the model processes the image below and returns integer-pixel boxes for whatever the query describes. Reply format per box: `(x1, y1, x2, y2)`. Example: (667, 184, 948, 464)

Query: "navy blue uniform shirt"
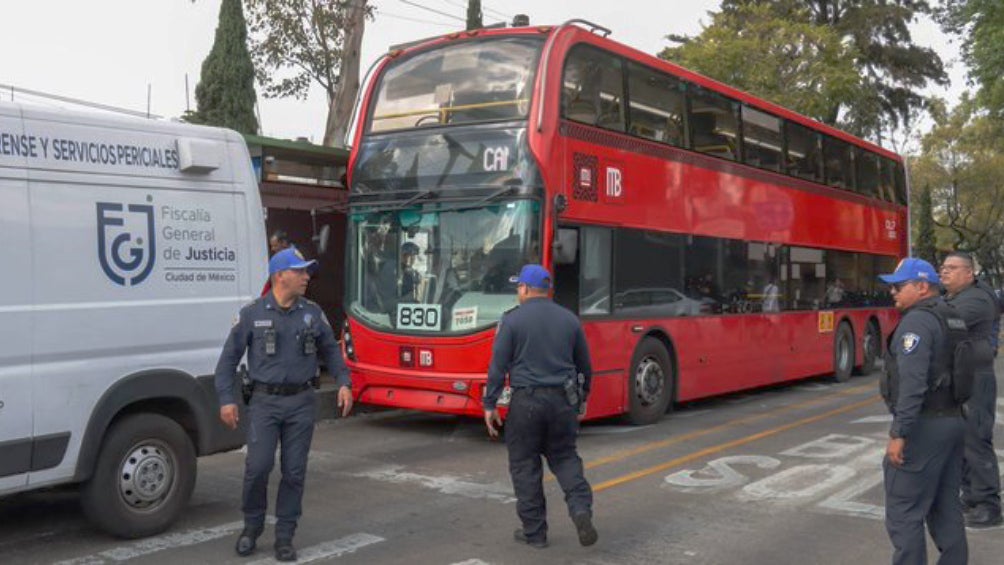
(889, 296, 947, 440)
(946, 280, 999, 355)
(483, 297, 592, 411)
(214, 293, 351, 406)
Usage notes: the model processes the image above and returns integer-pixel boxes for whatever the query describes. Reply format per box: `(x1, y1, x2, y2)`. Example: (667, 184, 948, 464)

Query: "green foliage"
(670, 1, 946, 140)
(938, 0, 1004, 117)
(190, 0, 258, 134)
(660, 3, 863, 125)
(909, 95, 1004, 278)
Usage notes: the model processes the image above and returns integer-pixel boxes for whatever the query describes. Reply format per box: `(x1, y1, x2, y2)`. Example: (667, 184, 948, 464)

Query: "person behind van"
(215, 248, 353, 561)
(269, 230, 292, 255)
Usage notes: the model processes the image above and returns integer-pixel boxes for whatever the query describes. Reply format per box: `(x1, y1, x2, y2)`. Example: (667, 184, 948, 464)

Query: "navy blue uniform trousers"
(884, 416, 967, 565)
(243, 388, 317, 539)
(962, 368, 1001, 513)
(505, 387, 592, 541)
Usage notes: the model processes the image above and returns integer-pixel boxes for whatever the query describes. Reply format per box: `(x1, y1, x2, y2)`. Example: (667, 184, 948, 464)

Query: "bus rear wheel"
(831, 323, 855, 383)
(856, 321, 880, 375)
(626, 338, 674, 425)
(81, 413, 196, 538)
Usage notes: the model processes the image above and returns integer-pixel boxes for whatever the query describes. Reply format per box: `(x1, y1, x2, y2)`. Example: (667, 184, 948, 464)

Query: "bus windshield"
(367, 37, 544, 133)
(347, 199, 541, 334)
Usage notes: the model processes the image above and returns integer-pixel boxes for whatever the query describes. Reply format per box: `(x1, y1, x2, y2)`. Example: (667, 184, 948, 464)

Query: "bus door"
(553, 226, 625, 416)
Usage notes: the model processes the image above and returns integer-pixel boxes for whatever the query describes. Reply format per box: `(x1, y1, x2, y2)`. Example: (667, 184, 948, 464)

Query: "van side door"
(0, 107, 33, 491)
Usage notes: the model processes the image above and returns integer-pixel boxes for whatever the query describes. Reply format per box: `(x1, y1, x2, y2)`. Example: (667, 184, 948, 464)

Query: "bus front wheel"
(626, 338, 674, 425)
(856, 321, 880, 375)
(832, 323, 855, 383)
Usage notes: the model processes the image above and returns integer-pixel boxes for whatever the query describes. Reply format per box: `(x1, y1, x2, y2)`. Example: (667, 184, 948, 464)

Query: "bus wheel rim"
(635, 356, 665, 406)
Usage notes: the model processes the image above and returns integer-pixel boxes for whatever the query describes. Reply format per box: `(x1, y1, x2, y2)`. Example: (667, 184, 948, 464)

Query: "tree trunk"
(323, 1, 367, 147)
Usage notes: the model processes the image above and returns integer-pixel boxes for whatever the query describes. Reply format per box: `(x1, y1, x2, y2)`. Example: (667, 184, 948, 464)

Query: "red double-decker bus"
(342, 20, 907, 424)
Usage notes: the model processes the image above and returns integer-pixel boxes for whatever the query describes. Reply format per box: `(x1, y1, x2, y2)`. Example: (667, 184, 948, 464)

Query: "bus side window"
(562, 46, 624, 131)
(688, 88, 739, 161)
(855, 149, 881, 199)
(741, 106, 782, 172)
(626, 61, 686, 147)
(823, 136, 853, 190)
(785, 122, 823, 182)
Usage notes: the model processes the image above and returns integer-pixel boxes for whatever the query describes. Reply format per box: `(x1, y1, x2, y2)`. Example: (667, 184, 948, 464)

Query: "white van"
(0, 102, 266, 538)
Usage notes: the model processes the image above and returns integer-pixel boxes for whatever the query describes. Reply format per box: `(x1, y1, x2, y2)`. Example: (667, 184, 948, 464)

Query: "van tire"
(831, 323, 855, 383)
(81, 413, 196, 538)
(626, 338, 674, 425)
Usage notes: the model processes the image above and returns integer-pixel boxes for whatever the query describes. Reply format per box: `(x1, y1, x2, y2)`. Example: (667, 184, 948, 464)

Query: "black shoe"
(274, 538, 297, 562)
(572, 512, 598, 546)
(513, 528, 548, 549)
(966, 506, 1004, 529)
(235, 527, 262, 557)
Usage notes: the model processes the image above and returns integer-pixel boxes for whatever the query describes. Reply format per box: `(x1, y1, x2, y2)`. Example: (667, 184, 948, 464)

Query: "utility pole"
(324, 0, 367, 146)
(466, 0, 482, 30)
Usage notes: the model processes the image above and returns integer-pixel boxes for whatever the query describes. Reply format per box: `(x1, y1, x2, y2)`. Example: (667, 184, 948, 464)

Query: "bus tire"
(831, 323, 855, 383)
(856, 321, 880, 375)
(81, 413, 196, 539)
(626, 337, 674, 425)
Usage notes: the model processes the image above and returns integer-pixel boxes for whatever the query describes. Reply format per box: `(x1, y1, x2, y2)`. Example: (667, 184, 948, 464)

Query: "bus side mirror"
(553, 228, 578, 265)
(313, 224, 331, 255)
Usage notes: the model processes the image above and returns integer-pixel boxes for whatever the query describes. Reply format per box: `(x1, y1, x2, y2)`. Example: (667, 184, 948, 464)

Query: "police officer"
(215, 247, 353, 561)
(939, 251, 1002, 527)
(879, 258, 967, 564)
(483, 264, 598, 549)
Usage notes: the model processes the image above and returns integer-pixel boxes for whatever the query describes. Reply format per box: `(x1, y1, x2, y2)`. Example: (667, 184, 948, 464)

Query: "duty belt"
(251, 381, 313, 396)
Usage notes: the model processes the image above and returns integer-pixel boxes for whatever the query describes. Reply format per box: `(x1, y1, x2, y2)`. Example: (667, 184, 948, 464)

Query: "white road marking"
(353, 466, 516, 503)
(246, 533, 384, 565)
(449, 560, 492, 565)
(579, 424, 654, 435)
(53, 517, 277, 565)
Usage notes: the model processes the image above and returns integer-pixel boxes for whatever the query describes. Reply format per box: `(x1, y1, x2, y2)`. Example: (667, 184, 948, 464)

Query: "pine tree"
(915, 184, 938, 265)
(189, 0, 259, 134)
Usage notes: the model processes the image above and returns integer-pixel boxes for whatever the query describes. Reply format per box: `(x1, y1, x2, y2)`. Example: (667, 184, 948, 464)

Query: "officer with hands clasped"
(483, 264, 598, 550)
(215, 247, 353, 561)
(939, 251, 1002, 528)
(879, 258, 967, 565)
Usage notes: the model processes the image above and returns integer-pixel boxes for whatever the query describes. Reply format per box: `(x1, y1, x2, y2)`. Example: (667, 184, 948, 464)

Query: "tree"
(466, 0, 482, 31)
(660, 3, 863, 125)
(245, 0, 373, 146)
(938, 0, 1004, 117)
(908, 95, 1004, 279)
(677, 0, 947, 140)
(187, 0, 259, 134)
(915, 184, 938, 265)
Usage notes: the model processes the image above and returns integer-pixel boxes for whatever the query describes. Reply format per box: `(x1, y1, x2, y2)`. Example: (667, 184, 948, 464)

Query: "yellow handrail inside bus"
(373, 99, 531, 122)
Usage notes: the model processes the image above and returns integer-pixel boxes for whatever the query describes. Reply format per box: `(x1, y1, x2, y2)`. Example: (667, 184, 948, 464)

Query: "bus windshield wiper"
(390, 190, 435, 211)
(348, 190, 435, 212)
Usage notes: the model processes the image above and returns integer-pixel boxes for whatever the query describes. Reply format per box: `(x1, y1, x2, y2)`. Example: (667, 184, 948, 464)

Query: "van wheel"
(81, 414, 196, 538)
(626, 338, 674, 425)
(856, 321, 880, 375)
(831, 323, 855, 383)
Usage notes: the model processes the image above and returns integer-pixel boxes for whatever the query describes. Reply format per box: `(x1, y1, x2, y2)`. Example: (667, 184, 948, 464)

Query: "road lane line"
(592, 396, 881, 493)
(246, 533, 384, 564)
(53, 517, 277, 565)
(572, 383, 875, 476)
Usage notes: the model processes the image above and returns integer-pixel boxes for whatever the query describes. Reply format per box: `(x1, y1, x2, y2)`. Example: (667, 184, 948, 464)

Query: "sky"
(0, 1, 967, 146)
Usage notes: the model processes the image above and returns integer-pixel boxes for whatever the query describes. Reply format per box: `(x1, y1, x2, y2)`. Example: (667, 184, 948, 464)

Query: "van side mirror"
(553, 228, 578, 265)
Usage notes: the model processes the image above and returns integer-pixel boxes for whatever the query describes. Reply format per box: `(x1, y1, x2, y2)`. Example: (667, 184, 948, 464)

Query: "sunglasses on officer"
(889, 281, 916, 293)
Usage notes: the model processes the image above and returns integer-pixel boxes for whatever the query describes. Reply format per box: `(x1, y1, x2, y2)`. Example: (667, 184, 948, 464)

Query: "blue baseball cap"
(509, 264, 552, 289)
(269, 247, 318, 275)
(878, 258, 941, 285)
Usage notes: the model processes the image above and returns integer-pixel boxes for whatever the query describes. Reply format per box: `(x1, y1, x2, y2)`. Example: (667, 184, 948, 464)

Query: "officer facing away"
(939, 251, 1002, 527)
(483, 264, 598, 549)
(215, 248, 353, 561)
(879, 258, 967, 565)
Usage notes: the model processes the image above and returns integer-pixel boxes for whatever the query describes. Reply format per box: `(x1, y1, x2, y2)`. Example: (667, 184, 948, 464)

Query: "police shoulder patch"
(901, 332, 921, 354)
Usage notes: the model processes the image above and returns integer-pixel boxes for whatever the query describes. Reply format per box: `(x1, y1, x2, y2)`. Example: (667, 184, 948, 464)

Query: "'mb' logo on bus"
(605, 166, 623, 200)
(97, 199, 156, 287)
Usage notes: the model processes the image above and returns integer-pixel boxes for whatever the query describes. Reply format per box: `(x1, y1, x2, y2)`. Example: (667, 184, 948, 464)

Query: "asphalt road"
(3, 363, 1004, 565)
